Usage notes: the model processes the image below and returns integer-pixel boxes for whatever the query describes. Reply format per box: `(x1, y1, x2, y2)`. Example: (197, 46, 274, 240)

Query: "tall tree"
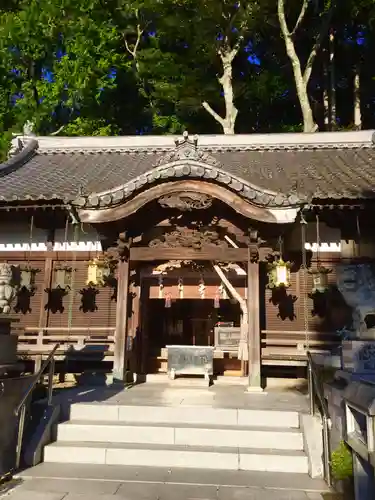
(160, 0, 261, 134)
(0, 0, 122, 134)
(277, 0, 334, 132)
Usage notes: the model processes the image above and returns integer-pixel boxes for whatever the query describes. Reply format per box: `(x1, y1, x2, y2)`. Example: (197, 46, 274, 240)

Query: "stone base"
(133, 373, 211, 387)
(245, 385, 267, 394)
(335, 369, 375, 384)
(215, 376, 247, 386)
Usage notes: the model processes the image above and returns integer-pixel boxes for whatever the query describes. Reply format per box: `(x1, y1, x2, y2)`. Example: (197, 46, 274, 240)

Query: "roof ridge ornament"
(9, 121, 36, 158)
(174, 131, 199, 147)
(156, 131, 218, 167)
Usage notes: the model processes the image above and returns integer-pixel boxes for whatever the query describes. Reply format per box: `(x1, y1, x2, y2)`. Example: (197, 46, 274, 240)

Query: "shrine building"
(1, 129, 375, 389)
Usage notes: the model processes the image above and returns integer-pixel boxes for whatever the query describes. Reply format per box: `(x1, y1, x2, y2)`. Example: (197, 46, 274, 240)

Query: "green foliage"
(63, 118, 120, 137)
(0, 0, 374, 153)
(331, 441, 353, 481)
(0, 133, 10, 162)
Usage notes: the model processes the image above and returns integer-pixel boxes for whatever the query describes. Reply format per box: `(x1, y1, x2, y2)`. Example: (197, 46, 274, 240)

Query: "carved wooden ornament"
(158, 192, 213, 211)
(149, 227, 228, 250)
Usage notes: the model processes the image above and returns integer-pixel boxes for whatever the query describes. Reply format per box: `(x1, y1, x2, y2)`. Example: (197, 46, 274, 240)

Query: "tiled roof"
(1, 131, 375, 207)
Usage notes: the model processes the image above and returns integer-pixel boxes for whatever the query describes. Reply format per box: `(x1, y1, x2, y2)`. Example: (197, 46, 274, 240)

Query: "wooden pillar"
(139, 279, 150, 374)
(113, 258, 130, 382)
(247, 259, 263, 392)
(128, 282, 140, 375)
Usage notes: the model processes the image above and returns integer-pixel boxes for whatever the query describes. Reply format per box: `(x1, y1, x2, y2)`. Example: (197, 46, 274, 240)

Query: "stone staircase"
(43, 403, 309, 474)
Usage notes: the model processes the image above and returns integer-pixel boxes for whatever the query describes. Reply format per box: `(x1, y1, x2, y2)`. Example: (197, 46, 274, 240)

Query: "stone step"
(43, 441, 309, 474)
(69, 404, 300, 428)
(16, 462, 331, 493)
(57, 420, 304, 450)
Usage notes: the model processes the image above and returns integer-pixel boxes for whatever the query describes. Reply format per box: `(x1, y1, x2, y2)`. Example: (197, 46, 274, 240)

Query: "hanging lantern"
(178, 277, 184, 299)
(267, 259, 292, 289)
(198, 278, 205, 299)
(158, 275, 164, 299)
(214, 289, 220, 309)
(19, 216, 39, 291)
(165, 291, 172, 308)
(19, 266, 38, 291)
(87, 257, 113, 287)
(309, 266, 332, 294)
(307, 214, 332, 294)
(53, 265, 72, 289)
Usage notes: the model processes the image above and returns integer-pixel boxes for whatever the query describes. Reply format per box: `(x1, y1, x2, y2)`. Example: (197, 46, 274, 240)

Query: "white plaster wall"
(0, 223, 48, 252)
(54, 226, 102, 251)
(289, 222, 341, 253)
(0, 224, 102, 252)
(0, 220, 341, 253)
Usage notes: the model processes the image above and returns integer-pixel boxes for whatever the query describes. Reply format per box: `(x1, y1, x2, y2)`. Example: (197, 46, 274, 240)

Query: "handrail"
(14, 343, 59, 470)
(307, 351, 332, 488)
(307, 351, 330, 417)
(15, 343, 60, 416)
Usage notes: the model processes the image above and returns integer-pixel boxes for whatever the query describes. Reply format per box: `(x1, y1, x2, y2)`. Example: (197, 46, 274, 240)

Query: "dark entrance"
(146, 298, 241, 374)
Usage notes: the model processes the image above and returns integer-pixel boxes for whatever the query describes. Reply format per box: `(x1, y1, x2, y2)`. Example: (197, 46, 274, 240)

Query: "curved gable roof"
(1, 130, 375, 206)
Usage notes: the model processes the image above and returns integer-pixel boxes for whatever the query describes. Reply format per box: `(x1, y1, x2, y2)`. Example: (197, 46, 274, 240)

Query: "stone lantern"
(0, 263, 17, 313)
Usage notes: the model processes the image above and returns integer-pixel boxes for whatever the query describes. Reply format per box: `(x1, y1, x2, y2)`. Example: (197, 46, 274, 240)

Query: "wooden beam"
(113, 259, 130, 382)
(0, 247, 274, 262)
(78, 180, 283, 224)
(247, 258, 262, 392)
(130, 246, 249, 262)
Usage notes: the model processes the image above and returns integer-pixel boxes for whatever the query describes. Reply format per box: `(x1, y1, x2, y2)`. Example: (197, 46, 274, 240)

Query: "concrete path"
(51, 383, 309, 415)
(3, 463, 332, 500)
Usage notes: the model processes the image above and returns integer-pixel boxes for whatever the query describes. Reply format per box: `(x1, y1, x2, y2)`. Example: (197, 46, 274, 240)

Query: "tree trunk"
(202, 46, 238, 134)
(329, 29, 336, 129)
(323, 56, 330, 130)
(354, 68, 361, 130)
(277, 0, 318, 133)
(353, 26, 362, 131)
(293, 63, 318, 133)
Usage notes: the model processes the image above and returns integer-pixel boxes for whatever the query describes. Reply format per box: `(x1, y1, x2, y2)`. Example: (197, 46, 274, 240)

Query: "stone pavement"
(3, 477, 328, 500)
(50, 382, 310, 415)
(4, 463, 333, 500)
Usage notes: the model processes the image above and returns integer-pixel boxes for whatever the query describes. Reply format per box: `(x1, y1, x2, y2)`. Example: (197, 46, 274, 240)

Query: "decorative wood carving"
(248, 229, 266, 263)
(155, 131, 219, 167)
(131, 246, 248, 262)
(158, 192, 213, 211)
(149, 226, 228, 250)
(106, 232, 132, 262)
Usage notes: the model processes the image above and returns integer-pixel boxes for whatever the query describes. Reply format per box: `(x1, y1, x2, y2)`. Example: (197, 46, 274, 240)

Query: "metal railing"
(307, 351, 332, 487)
(14, 343, 60, 470)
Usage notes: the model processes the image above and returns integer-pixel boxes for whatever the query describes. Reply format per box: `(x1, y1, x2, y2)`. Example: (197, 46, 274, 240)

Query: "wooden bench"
(13, 327, 116, 371)
(261, 330, 341, 367)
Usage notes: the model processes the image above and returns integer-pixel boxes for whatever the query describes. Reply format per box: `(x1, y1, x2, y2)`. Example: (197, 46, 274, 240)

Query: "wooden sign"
(214, 326, 241, 351)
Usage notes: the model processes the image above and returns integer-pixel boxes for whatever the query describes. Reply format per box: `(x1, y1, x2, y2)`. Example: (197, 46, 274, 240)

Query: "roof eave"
(0, 139, 39, 177)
